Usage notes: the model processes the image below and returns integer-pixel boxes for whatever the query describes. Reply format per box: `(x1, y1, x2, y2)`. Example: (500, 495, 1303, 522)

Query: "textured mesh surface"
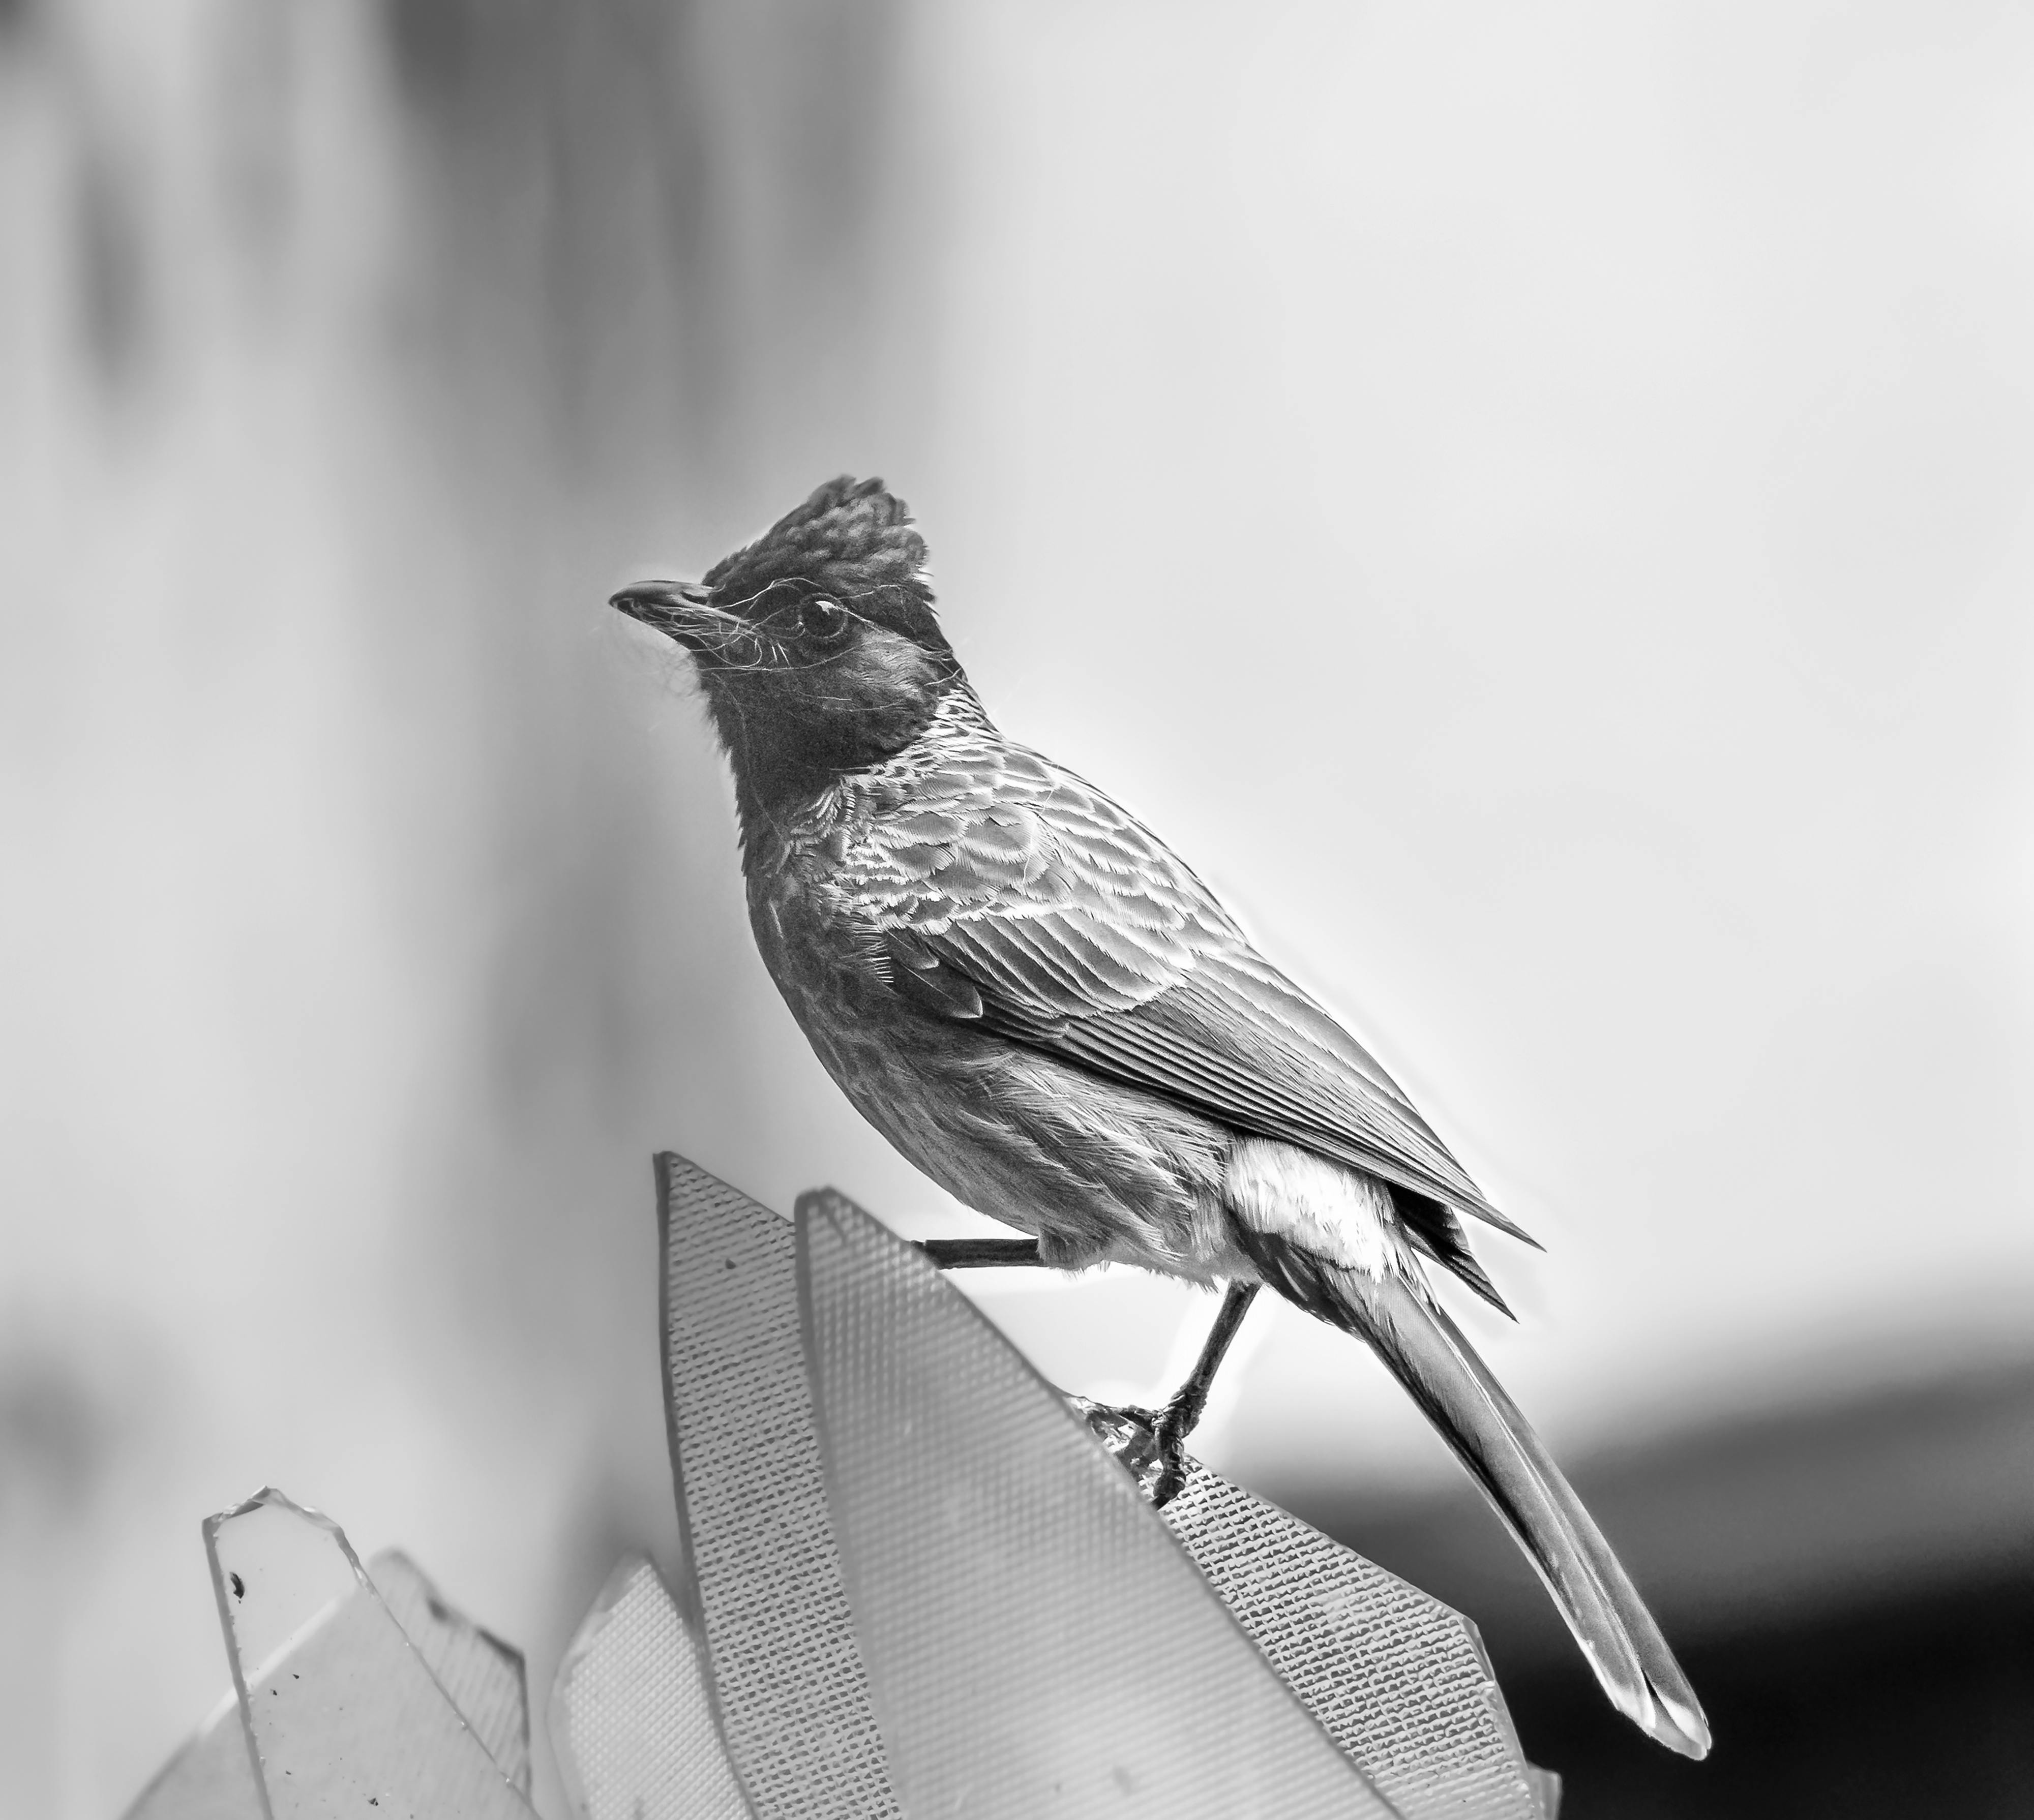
(797, 1189, 1399, 1819)
(550, 1555, 753, 1820)
(205, 1488, 535, 1817)
(658, 1156, 900, 1818)
(1161, 1468, 1546, 1820)
(370, 1549, 531, 1794)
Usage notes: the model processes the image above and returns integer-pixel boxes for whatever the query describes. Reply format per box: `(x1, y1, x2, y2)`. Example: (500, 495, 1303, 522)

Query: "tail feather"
(1237, 1226, 1712, 1761)
(1415, 1292, 1713, 1755)
(1396, 1189, 1515, 1318)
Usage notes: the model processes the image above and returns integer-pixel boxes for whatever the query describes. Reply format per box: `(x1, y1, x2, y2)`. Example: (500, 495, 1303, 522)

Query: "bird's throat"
(713, 673, 984, 833)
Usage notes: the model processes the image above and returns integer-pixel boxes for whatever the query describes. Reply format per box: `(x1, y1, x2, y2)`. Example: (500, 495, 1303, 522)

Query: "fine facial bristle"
(703, 476, 936, 629)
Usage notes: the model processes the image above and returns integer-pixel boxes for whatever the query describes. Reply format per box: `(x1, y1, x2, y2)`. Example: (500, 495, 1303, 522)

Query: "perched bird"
(612, 475, 1710, 1760)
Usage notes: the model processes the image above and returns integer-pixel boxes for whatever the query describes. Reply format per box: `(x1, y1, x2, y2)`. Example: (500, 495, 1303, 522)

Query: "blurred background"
(3, 2, 2031, 1814)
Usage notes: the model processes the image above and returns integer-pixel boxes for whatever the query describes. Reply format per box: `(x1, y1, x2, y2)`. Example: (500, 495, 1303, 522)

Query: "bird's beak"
(609, 579, 717, 639)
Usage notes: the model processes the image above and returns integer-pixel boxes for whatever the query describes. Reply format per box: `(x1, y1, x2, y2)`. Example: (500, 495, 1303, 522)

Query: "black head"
(612, 477, 968, 805)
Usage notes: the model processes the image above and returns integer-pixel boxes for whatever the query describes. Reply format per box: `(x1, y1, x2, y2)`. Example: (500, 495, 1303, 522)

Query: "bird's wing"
(841, 741, 1531, 1244)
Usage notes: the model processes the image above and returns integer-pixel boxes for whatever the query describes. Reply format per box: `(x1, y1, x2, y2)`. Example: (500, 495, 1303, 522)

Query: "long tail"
(1237, 1225, 1712, 1760)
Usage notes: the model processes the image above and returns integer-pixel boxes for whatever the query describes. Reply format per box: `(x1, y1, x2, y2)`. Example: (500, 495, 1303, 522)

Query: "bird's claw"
(1064, 1396, 1192, 1507)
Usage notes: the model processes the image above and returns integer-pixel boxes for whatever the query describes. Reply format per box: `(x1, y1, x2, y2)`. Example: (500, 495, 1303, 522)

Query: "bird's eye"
(798, 596, 850, 642)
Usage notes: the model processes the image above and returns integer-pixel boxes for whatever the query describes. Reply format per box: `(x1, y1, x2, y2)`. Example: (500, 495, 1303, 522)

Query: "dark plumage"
(612, 475, 1711, 1760)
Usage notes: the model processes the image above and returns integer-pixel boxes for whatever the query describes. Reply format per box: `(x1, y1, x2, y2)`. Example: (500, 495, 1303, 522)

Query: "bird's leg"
(917, 1237, 1044, 1268)
(1149, 1282, 1261, 1504)
(913, 1238, 1254, 1509)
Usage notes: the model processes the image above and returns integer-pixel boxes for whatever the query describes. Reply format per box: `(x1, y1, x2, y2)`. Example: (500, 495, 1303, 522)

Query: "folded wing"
(845, 739, 1534, 1249)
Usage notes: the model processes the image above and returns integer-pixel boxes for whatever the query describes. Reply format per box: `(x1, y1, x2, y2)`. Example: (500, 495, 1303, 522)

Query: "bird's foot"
(1064, 1396, 1193, 1507)
(1065, 1281, 1255, 1505)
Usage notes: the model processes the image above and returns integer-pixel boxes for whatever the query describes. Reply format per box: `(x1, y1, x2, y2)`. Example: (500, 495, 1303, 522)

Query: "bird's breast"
(739, 838, 1241, 1277)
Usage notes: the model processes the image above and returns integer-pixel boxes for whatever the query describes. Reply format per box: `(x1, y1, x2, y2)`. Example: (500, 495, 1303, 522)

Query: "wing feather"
(844, 741, 1533, 1247)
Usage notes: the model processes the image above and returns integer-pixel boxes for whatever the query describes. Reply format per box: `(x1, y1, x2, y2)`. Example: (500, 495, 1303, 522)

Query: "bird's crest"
(704, 476, 942, 647)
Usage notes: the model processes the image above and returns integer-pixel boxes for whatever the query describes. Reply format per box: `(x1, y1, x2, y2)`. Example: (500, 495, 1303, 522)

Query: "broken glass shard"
(1160, 1466, 1551, 1820)
(550, 1554, 752, 1820)
(125, 1539, 532, 1818)
(795, 1188, 1400, 1819)
(368, 1549, 531, 1795)
(205, 1487, 536, 1817)
(656, 1155, 899, 1818)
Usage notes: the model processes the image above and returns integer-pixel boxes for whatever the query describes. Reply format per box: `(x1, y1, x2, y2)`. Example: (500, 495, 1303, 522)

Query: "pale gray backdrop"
(3, 4, 2030, 1815)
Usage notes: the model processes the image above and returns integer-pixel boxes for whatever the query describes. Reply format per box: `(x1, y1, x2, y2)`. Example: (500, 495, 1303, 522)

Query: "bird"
(611, 474, 1711, 1760)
